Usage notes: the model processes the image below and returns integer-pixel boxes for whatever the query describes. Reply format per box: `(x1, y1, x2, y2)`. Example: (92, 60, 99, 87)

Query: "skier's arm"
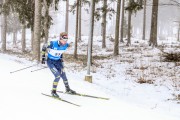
(67, 42, 73, 48)
(41, 42, 52, 64)
(66, 42, 72, 51)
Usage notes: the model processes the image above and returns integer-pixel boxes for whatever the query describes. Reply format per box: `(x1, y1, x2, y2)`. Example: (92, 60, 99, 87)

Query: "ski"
(57, 91, 109, 100)
(41, 93, 80, 107)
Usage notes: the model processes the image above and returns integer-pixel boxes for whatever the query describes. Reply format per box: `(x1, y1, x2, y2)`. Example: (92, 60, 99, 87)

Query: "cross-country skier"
(41, 32, 76, 97)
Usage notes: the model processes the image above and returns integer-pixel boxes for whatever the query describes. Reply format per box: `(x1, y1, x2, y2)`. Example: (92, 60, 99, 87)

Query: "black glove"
(41, 54, 46, 64)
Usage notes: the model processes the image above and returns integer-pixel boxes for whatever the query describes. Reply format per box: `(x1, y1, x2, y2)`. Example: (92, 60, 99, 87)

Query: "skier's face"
(59, 39, 67, 45)
(60, 35, 68, 45)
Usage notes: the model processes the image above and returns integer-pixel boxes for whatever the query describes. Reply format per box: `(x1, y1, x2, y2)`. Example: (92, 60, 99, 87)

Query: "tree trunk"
(0, 16, 1, 40)
(33, 0, 42, 61)
(142, 0, 146, 40)
(177, 23, 180, 41)
(102, 0, 107, 48)
(74, 0, 79, 59)
(138, 0, 143, 5)
(78, 0, 82, 42)
(87, 0, 95, 74)
(1, 10, 7, 51)
(127, 8, 132, 46)
(31, 29, 34, 51)
(13, 30, 17, 47)
(90, 0, 95, 64)
(65, 0, 69, 34)
(44, 14, 49, 44)
(149, 0, 159, 47)
(43, 0, 49, 44)
(114, 0, 121, 56)
(120, 0, 125, 43)
(21, 23, 26, 52)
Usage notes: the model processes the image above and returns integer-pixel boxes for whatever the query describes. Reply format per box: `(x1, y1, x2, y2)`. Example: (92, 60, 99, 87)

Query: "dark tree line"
(0, 0, 179, 62)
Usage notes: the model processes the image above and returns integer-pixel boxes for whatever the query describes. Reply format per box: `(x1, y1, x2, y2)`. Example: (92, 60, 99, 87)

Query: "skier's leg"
(47, 61, 60, 97)
(59, 64, 76, 94)
(59, 66, 69, 88)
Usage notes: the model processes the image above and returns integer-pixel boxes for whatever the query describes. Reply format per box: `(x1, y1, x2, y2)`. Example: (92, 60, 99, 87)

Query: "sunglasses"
(61, 35, 68, 40)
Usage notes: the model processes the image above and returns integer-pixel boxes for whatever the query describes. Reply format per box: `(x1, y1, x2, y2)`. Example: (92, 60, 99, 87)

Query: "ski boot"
(66, 87, 76, 94)
(51, 90, 59, 98)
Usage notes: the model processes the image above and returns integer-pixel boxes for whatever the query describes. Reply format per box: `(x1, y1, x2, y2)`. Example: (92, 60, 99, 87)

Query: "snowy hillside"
(0, 35, 180, 120)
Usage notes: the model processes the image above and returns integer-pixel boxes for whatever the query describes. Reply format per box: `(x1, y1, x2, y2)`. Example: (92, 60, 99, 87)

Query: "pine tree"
(142, 0, 147, 40)
(78, 0, 82, 42)
(65, 0, 69, 34)
(149, 0, 159, 47)
(74, 0, 79, 59)
(21, 23, 26, 52)
(126, 0, 133, 46)
(114, 0, 121, 56)
(1, 0, 8, 52)
(120, 0, 125, 43)
(33, 0, 42, 61)
(102, 0, 107, 48)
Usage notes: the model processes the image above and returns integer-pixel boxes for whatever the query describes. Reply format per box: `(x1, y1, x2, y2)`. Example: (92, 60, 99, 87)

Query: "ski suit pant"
(47, 58, 69, 91)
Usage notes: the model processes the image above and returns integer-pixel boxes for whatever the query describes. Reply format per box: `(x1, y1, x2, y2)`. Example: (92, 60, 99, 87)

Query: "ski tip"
(74, 104, 81, 107)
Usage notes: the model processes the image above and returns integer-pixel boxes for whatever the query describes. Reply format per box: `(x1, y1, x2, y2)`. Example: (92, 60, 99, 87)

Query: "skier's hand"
(41, 54, 46, 64)
(41, 58, 45, 64)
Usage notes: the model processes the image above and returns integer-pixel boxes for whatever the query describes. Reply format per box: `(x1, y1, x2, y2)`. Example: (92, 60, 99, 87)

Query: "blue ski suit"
(42, 40, 70, 91)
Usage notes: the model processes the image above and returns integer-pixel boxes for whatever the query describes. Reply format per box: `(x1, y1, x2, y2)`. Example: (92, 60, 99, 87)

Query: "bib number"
(48, 49, 66, 57)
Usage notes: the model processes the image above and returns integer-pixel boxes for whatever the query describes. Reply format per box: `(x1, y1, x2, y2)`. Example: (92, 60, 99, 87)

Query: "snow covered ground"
(0, 35, 179, 120)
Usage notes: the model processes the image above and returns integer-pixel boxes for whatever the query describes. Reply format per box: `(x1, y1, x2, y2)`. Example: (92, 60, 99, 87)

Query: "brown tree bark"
(33, 0, 42, 61)
(102, 0, 107, 48)
(142, 0, 147, 40)
(114, 0, 121, 56)
(149, 0, 159, 47)
(74, 0, 79, 59)
(21, 23, 26, 52)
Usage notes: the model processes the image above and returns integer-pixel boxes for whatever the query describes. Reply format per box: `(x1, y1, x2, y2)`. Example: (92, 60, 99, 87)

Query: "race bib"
(48, 49, 66, 57)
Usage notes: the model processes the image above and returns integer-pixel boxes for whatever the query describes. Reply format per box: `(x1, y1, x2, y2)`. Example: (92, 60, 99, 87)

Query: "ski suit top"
(42, 40, 69, 61)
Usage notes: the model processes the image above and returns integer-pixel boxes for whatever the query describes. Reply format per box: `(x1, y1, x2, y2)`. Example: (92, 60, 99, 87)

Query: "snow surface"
(0, 53, 178, 120)
(0, 35, 180, 120)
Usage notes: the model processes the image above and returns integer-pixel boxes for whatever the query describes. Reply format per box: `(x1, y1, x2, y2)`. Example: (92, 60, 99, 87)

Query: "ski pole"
(10, 64, 37, 74)
(31, 66, 47, 72)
